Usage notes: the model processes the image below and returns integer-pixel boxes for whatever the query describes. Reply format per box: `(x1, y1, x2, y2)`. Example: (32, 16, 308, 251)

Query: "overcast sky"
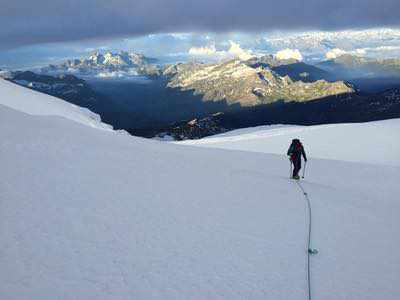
(1, 0, 399, 50)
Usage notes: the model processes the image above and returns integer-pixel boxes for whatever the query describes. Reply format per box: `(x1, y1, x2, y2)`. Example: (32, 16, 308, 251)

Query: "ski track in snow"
(0, 80, 399, 299)
(0, 106, 310, 299)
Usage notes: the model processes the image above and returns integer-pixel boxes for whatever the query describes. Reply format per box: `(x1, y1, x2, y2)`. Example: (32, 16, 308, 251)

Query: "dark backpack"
(289, 140, 302, 156)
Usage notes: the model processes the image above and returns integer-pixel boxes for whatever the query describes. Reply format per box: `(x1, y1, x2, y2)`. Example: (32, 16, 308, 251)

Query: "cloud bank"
(188, 45, 218, 56)
(275, 49, 303, 61)
(227, 41, 254, 60)
(325, 48, 348, 59)
(1, 0, 399, 50)
(188, 41, 254, 61)
(325, 48, 372, 59)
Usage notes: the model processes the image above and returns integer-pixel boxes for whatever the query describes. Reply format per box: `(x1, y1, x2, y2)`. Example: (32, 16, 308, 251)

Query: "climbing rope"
(296, 180, 317, 300)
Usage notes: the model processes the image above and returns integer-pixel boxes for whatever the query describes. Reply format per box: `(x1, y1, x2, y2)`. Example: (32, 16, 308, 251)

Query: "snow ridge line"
(296, 181, 314, 300)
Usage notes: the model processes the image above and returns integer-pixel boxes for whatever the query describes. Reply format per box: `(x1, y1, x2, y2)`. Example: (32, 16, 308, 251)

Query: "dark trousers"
(292, 156, 302, 177)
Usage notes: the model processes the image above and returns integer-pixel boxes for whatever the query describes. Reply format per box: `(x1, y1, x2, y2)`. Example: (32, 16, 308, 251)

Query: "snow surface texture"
(0, 81, 399, 299)
(0, 78, 112, 130)
(179, 121, 400, 166)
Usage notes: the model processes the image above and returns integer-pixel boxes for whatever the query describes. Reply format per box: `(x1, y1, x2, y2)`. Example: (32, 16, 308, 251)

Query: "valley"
(3, 50, 400, 140)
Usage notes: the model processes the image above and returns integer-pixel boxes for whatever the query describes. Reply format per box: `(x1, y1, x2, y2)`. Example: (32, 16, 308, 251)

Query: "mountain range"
(317, 54, 400, 79)
(35, 52, 356, 117)
(41, 51, 159, 76)
(160, 57, 353, 107)
(259, 28, 400, 60)
(13, 50, 400, 139)
(153, 87, 400, 140)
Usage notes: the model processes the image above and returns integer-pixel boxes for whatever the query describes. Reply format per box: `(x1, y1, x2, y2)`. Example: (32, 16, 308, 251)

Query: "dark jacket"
(287, 139, 307, 161)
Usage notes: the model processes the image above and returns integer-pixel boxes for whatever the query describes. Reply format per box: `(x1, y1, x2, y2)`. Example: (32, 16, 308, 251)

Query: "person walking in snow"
(287, 139, 307, 180)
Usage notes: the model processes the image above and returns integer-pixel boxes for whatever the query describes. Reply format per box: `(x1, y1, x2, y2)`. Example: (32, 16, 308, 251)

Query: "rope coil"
(296, 181, 316, 300)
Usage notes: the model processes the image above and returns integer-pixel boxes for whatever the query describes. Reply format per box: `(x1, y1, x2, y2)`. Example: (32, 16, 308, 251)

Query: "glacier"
(0, 79, 399, 299)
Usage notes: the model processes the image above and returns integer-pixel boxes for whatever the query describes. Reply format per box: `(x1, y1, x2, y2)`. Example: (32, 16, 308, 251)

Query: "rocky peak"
(155, 112, 228, 141)
(332, 54, 368, 66)
(88, 52, 104, 64)
(163, 59, 354, 107)
(103, 51, 129, 66)
(41, 51, 157, 75)
(247, 55, 299, 68)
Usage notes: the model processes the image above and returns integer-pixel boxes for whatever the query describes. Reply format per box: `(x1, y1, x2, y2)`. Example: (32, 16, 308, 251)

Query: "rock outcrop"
(162, 59, 354, 107)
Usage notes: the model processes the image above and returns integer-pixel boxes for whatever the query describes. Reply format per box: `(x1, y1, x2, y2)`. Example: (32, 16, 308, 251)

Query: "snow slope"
(0, 78, 112, 130)
(179, 121, 400, 166)
(0, 81, 399, 299)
